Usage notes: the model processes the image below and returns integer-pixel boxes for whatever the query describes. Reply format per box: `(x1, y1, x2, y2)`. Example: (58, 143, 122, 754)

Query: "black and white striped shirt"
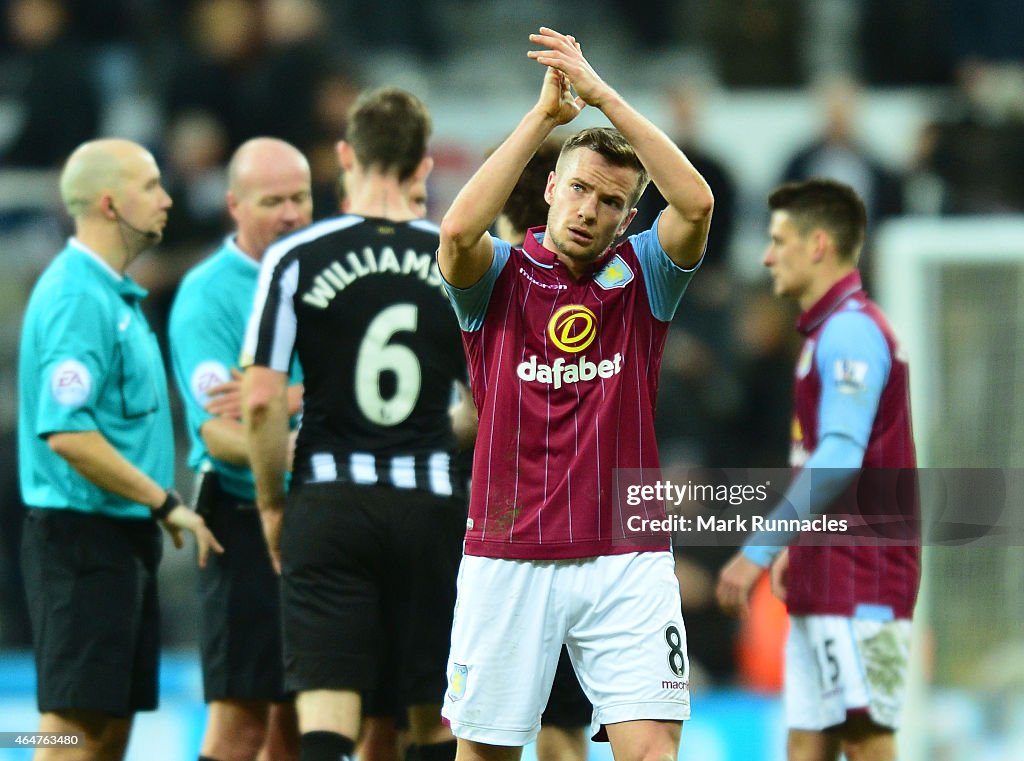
(243, 215, 467, 497)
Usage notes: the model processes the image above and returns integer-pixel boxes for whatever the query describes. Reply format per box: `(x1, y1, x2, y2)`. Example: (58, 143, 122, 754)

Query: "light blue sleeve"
(168, 283, 239, 438)
(816, 310, 891, 447)
(742, 434, 865, 567)
(34, 293, 112, 437)
(631, 210, 705, 322)
(439, 240, 512, 332)
(742, 310, 889, 566)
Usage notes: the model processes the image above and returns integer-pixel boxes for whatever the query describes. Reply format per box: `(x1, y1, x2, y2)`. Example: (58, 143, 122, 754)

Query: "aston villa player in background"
(717, 179, 919, 761)
(438, 27, 713, 761)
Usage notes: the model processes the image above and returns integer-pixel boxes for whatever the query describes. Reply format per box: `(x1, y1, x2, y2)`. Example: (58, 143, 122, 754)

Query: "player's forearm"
(199, 379, 301, 466)
(441, 108, 558, 252)
(47, 430, 167, 509)
(743, 433, 865, 567)
(598, 91, 714, 224)
(243, 367, 290, 510)
(286, 383, 304, 416)
(200, 417, 250, 466)
(246, 404, 289, 510)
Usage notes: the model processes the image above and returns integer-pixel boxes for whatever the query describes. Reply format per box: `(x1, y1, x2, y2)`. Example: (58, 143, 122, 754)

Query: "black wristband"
(152, 490, 183, 521)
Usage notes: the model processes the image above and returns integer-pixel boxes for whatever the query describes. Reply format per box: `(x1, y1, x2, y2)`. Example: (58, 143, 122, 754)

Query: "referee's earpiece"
(109, 199, 160, 240)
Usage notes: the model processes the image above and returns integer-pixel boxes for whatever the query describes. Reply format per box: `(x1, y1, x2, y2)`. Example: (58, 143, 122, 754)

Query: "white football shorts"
(442, 551, 690, 746)
(785, 613, 912, 731)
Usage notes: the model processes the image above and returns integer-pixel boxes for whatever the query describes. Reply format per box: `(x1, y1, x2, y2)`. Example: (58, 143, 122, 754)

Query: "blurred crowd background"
(1, 0, 1023, 722)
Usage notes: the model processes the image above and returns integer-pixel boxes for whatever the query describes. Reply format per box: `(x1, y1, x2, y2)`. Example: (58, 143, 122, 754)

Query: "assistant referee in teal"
(18, 138, 222, 760)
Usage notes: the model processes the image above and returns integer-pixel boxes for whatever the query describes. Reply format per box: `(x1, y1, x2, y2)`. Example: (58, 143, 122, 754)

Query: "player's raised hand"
(528, 27, 612, 109)
(534, 59, 585, 126)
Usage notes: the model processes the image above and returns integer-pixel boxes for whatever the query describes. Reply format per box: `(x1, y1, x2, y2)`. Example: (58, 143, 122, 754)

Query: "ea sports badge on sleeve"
(50, 359, 92, 407)
(190, 360, 230, 406)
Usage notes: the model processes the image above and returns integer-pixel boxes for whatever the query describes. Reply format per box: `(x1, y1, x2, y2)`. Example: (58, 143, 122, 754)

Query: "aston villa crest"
(448, 663, 468, 701)
(595, 255, 634, 290)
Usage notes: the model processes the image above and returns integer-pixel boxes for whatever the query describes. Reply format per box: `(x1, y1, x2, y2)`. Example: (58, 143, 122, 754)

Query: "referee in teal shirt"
(168, 137, 310, 761)
(17, 138, 221, 759)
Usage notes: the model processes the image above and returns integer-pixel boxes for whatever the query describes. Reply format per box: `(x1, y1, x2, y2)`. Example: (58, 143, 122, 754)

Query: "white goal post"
(875, 217, 1024, 761)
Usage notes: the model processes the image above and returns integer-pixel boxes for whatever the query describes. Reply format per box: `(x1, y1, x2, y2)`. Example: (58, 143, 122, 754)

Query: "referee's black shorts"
(21, 508, 162, 717)
(280, 481, 465, 708)
(196, 475, 286, 703)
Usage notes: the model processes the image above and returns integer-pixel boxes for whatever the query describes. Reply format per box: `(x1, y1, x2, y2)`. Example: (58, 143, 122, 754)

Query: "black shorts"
(20, 508, 162, 717)
(542, 646, 592, 729)
(280, 482, 464, 707)
(196, 474, 286, 702)
(363, 658, 405, 722)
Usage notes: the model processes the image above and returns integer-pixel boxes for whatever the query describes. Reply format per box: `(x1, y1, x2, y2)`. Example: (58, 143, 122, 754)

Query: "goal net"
(876, 217, 1024, 761)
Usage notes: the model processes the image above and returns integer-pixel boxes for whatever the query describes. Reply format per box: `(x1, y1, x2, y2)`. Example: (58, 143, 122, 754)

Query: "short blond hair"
(59, 138, 153, 218)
